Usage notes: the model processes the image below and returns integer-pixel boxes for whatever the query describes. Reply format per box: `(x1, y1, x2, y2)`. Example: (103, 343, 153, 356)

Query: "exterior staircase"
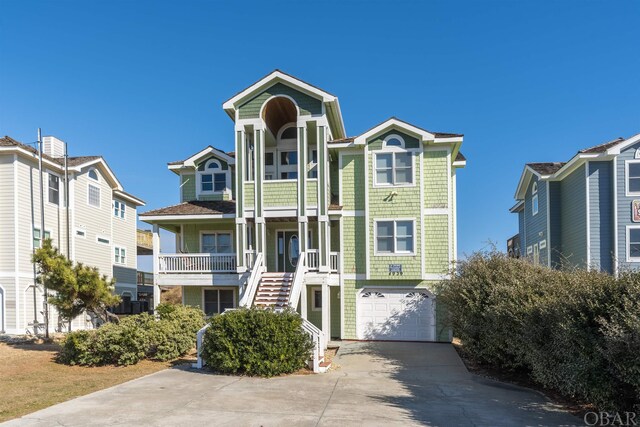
(253, 272, 294, 309)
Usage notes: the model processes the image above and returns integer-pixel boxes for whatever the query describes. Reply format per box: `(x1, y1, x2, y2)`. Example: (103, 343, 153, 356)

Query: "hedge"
(200, 308, 314, 377)
(437, 251, 640, 412)
(59, 303, 205, 366)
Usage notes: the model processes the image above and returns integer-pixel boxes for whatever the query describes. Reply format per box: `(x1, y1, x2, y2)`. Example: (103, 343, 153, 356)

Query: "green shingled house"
(140, 70, 465, 346)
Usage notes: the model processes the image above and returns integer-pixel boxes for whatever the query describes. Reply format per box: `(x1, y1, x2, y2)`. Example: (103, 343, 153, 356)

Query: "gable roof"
(526, 162, 566, 175)
(579, 137, 625, 154)
(167, 145, 236, 172)
(353, 117, 463, 145)
(1, 136, 144, 205)
(221, 70, 346, 139)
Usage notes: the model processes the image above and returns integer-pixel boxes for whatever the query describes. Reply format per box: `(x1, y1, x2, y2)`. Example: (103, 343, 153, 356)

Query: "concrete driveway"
(4, 342, 581, 426)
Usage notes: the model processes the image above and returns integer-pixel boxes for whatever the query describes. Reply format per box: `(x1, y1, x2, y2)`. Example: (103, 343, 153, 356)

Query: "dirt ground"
(0, 341, 177, 423)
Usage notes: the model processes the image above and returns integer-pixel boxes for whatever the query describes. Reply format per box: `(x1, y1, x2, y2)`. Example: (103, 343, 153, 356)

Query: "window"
(375, 220, 414, 254)
(627, 161, 640, 195)
(280, 126, 297, 139)
(199, 159, 227, 193)
(88, 184, 100, 208)
(114, 200, 125, 219)
(532, 182, 539, 216)
(203, 289, 235, 316)
(97, 236, 110, 245)
(48, 174, 59, 205)
(312, 287, 322, 311)
(533, 244, 540, 265)
(384, 135, 405, 148)
(76, 229, 86, 238)
(375, 152, 413, 186)
(201, 233, 232, 253)
(264, 152, 275, 180)
(628, 227, 640, 261)
(88, 168, 98, 181)
(114, 247, 126, 264)
(279, 151, 298, 180)
(33, 228, 51, 248)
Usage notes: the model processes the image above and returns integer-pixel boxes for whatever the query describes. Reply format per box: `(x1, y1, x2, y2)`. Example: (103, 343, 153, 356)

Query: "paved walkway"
(4, 342, 581, 426)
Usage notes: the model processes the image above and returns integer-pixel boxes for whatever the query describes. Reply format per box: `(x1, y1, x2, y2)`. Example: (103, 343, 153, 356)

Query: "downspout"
(64, 142, 70, 258)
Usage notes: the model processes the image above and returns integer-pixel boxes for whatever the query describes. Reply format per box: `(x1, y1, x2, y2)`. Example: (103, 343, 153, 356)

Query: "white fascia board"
(222, 71, 336, 111)
(606, 133, 640, 155)
(182, 146, 235, 168)
(71, 158, 123, 191)
(514, 166, 542, 199)
(113, 190, 145, 206)
(353, 118, 435, 145)
(1, 146, 64, 171)
(140, 213, 236, 222)
(434, 136, 464, 144)
(549, 153, 609, 181)
(509, 200, 525, 213)
(452, 160, 466, 167)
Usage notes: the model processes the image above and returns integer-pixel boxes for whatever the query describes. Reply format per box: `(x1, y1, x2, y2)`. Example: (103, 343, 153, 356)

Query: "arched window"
(532, 182, 539, 215)
(383, 134, 405, 148)
(198, 159, 228, 194)
(88, 168, 99, 181)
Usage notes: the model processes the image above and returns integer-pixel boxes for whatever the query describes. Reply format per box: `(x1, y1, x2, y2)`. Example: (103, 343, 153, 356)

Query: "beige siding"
(72, 166, 114, 278)
(0, 155, 15, 272)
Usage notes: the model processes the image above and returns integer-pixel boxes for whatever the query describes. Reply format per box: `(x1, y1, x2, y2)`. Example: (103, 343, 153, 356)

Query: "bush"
(201, 308, 314, 377)
(438, 251, 640, 412)
(59, 303, 205, 366)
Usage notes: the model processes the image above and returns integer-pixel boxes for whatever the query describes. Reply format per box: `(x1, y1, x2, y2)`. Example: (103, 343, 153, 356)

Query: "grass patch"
(0, 341, 191, 422)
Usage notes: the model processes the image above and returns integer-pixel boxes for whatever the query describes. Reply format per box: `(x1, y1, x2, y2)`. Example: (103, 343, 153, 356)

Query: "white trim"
(452, 166, 458, 266)
(96, 235, 111, 245)
(605, 133, 640, 155)
(539, 239, 547, 249)
(585, 162, 591, 269)
(87, 167, 99, 182)
(174, 145, 236, 169)
(625, 225, 640, 263)
(0, 284, 5, 333)
(353, 118, 435, 145)
(614, 156, 619, 275)
(342, 273, 366, 280)
(373, 219, 416, 256)
(75, 228, 86, 238)
(364, 142, 370, 279)
(341, 210, 365, 217)
(87, 183, 101, 208)
(382, 133, 406, 149)
(196, 158, 232, 198)
(624, 159, 640, 197)
(13, 154, 19, 329)
(113, 190, 145, 206)
(423, 208, 449, 215)
(447, 150, 453, 267)
(114, 245, 127, 265)
(420, 144, 425, 279)
(46, 170, 61, 207)
(113, 199, 126, 220)
(546, 181, 551, 267)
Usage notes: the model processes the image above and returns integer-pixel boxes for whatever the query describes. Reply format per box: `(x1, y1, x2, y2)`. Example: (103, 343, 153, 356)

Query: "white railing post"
(238, 253, 263, 307)
(288, 251, 307, 309)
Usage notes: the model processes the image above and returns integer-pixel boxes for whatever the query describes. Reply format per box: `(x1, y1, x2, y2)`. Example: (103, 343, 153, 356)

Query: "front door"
(277, 231, 299, 272)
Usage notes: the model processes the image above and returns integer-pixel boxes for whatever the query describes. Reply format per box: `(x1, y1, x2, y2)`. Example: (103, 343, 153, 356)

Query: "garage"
(357, 288, 435, 341)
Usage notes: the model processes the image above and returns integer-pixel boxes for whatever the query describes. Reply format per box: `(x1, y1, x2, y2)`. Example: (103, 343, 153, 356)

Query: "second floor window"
(200, 159, 227, 193)
(375, 220, 414, 254)
(114, 200, 125, 219)
(114, 247, 126, 264)
(88, 184, 100, 208)
(628, 161, 640, 195)
(375, 152, 413, 186)
(48, 174, 59, 205)
(201, 233, 232, 253)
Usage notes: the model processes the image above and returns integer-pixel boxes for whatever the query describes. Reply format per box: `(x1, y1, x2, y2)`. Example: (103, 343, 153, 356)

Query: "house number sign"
(389, 264, 403, 275)
(633, 200, 640, 223)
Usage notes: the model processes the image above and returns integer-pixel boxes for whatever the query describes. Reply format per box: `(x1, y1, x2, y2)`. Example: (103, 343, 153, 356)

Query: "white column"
(322, 282, 330, 348)
(152, 224, 161, 310)
(301, 284, 307, 319)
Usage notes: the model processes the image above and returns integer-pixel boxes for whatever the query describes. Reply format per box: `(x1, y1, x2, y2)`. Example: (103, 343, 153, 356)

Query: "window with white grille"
(88, 184, 100, 207)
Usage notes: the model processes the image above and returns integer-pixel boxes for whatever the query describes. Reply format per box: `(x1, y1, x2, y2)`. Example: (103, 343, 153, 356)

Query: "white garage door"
(357, 289, 435, 341)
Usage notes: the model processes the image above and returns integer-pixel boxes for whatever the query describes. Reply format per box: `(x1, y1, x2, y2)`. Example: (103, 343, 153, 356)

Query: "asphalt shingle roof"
(140, 200, 237, 216)
(1, 136, 101, 167)
(579, 137, 625, 154)
(527, 162, 567, 175)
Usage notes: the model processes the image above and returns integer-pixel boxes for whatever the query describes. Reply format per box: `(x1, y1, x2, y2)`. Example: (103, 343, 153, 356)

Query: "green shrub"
(58, 303, 205, 366)
(438, 251, 640, 412)
(201, 308, 314, 377)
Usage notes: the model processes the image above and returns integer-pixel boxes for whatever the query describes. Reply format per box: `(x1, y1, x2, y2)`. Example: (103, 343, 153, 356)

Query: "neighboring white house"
(0, 135, 145, 334)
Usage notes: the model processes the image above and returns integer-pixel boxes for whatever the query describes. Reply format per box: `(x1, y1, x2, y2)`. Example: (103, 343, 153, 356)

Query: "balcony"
(159, 253, 237, 274)
(306, 250, 340, 273)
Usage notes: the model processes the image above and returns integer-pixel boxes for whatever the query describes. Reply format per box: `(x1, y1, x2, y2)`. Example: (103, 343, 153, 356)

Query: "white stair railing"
(238, 252, 264, 308)
(288, 251, 307, 309)
(306, 250, 319, 271)
(301, 318, 326, 373)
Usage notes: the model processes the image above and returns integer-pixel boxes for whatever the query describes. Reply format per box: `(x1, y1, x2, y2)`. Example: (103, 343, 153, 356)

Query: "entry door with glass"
(277, 231, 299, 272)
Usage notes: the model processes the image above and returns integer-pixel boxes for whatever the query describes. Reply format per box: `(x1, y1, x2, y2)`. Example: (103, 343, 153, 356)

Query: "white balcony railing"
(330, 252, 339, 273)
(158, 253, 237, 273)
(306, 250, 319, 271)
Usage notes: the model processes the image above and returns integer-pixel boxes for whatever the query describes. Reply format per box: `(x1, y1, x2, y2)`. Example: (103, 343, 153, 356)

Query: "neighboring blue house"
(511, 133, 640, 274)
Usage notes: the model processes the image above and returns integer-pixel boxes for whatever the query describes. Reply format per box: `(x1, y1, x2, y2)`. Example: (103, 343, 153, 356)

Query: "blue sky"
(1, 0, 639, 259)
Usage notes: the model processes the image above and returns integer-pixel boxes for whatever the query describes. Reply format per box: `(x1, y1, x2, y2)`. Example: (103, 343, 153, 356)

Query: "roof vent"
(42, 136, 66, 158)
